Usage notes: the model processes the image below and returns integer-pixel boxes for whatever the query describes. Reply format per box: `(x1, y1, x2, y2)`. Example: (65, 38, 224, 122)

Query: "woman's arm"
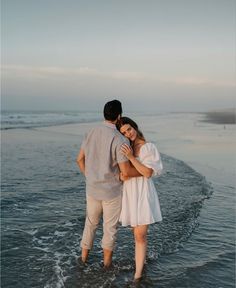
(121, 144, 153, 178)
(118, 160, 142, 178)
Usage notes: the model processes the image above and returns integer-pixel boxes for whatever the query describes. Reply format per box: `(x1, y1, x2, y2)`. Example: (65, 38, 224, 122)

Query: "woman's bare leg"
(133, 225, 148, 279)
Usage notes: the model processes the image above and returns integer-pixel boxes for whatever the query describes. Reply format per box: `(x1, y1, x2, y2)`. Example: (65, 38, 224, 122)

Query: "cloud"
(168, 76, 236, 87)
(1, 65, 100, 78)
(2, 65, 235, 88)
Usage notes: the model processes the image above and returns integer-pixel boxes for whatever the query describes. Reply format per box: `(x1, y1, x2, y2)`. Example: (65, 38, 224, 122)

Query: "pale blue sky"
(1, 0, 235, 111)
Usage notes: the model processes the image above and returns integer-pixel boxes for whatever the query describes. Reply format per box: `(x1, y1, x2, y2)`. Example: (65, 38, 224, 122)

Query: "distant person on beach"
(76, 100, 141, 268)
(116, 116, 163, 282)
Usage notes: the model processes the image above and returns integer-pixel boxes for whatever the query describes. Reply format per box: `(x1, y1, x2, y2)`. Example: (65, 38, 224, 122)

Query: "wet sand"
(201, 108, 236, 125)
(36, 111, 236, 185)
(127, 112, 236, 183)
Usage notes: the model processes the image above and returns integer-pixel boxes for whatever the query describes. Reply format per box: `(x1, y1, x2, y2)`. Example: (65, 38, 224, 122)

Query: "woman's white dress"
(120, 142, 163, 227)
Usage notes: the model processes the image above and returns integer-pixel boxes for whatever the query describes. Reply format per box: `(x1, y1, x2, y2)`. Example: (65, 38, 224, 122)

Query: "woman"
(116, 117, 163, 282)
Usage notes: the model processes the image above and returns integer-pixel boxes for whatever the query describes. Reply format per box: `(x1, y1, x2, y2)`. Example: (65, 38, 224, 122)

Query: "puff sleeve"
(140, 143, 163, 177)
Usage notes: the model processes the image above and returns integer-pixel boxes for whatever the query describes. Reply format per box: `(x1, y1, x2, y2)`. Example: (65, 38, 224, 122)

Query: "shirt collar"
(103, 121, 116, 129)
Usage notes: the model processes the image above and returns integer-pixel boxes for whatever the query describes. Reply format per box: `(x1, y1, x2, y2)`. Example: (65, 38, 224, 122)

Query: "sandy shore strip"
(33, 112, 235, 186)
(200, 108, 236, 124)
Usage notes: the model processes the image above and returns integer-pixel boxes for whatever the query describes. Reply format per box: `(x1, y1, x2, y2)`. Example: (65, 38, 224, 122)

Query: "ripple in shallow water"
(1, 151, 213, 288)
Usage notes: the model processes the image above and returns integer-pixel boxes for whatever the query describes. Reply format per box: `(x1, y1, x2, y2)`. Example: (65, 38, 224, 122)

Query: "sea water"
(1, 111, 235, 288)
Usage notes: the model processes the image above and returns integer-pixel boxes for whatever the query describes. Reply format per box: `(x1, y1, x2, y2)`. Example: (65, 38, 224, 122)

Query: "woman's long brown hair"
(116, 116, 145, 143)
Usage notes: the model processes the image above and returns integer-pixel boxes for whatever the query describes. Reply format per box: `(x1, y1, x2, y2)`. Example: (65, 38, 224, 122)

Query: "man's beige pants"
(80, 194, 122, 251)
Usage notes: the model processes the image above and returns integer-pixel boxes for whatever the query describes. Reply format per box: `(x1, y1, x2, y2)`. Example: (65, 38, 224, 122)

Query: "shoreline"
(2, 112, 235, 185)
(200, 108, 236, 124)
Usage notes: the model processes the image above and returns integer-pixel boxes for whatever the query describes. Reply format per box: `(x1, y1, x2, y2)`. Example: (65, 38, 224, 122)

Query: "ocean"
(1, 110, 235, 288)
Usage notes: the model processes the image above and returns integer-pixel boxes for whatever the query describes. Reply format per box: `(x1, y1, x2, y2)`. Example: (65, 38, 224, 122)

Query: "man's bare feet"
(103, 248, 113, 268)
(81, 248, 89, 263)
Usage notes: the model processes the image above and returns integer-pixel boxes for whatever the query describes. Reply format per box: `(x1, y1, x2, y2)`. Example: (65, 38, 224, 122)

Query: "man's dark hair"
(103, 100, 122, 121)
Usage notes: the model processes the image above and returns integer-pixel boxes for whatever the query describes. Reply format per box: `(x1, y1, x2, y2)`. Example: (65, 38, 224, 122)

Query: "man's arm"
(76, 148, 85, 175)
(118, 161, 142, 178)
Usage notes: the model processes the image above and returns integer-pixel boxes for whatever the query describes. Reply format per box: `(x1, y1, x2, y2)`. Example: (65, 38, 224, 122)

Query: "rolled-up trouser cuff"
(80, 195, 122, 251)
(101, 195, 122, 251)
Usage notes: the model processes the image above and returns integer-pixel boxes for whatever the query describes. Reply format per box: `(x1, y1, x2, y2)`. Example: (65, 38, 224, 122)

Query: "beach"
(1, 110, 235, 288)
(201, 109, 236, 125)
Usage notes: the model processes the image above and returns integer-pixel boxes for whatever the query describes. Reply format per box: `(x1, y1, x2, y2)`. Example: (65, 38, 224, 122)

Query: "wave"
(1, 111, 101, 130)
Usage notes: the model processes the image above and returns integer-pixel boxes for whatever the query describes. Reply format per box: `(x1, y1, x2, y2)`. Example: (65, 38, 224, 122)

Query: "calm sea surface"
(1, 111, 235, 288)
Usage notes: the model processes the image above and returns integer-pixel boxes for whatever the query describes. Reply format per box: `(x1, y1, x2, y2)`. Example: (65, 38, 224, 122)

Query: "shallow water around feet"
(2, 130, 215, 288)
(1, 111, 235, 288)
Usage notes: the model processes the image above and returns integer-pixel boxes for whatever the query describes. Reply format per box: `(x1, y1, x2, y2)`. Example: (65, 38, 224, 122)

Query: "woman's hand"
(120, 172, 130, 181)
(121, 143, 134, 160)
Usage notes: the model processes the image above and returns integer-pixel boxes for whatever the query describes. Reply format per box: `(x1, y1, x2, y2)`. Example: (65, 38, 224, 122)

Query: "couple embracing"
(77, 100, 163, 282)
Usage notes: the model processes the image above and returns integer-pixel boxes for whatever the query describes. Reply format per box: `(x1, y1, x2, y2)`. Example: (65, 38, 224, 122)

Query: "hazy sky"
(1, 0, 235, 112)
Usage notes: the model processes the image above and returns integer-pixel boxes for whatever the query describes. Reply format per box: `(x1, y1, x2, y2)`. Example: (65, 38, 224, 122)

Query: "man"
(77, 100, 140, 268)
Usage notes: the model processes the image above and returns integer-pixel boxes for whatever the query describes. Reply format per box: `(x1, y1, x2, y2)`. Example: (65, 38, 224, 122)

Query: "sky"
(1, 0, 236, 112)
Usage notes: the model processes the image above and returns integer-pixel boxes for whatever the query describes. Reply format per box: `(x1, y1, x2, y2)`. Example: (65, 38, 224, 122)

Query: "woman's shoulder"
(140, 142, 160, 157)
(141, 142, 157, 151)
